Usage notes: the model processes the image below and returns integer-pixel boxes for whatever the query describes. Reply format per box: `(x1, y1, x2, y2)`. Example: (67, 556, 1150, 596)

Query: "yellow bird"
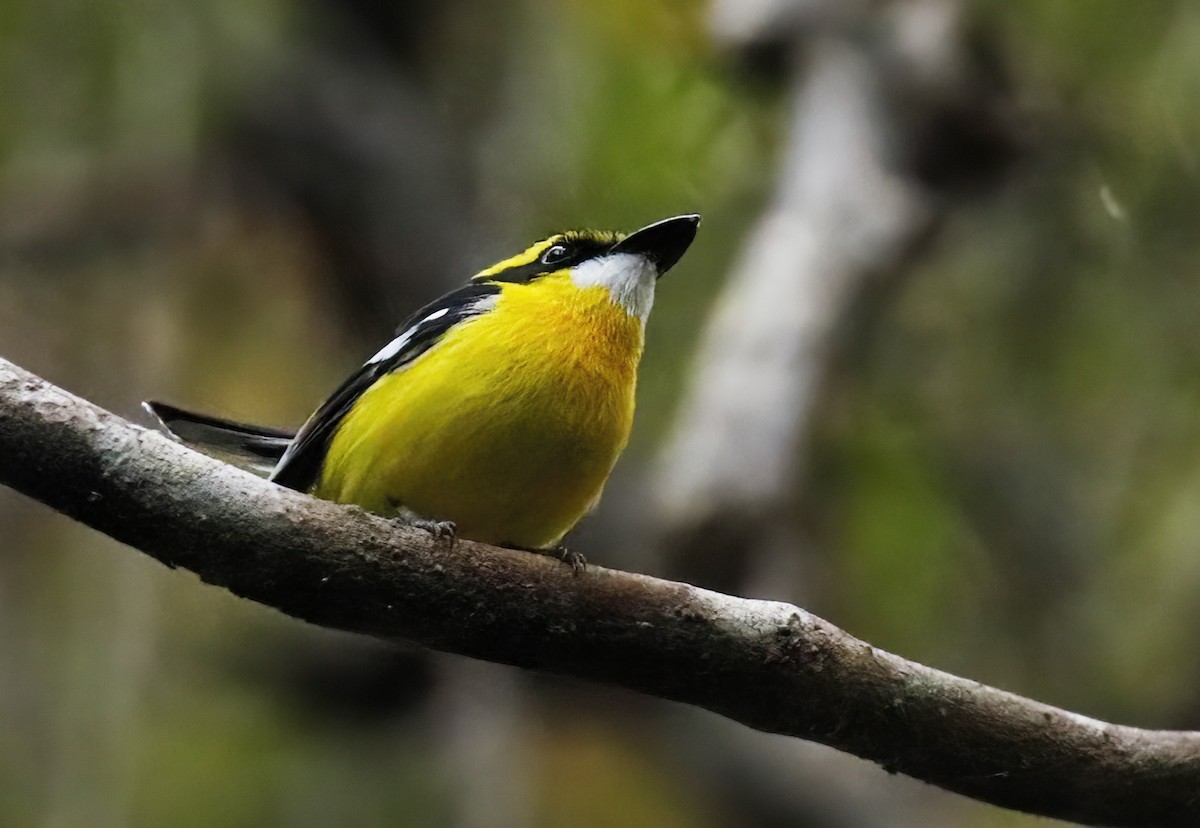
(148, 214, 700, 568)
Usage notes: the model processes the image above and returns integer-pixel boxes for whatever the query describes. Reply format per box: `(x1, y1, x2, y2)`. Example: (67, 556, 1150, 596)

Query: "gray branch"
(0, 355, 1196, 827)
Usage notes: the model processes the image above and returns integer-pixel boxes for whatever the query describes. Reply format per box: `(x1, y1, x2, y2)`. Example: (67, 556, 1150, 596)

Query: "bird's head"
(472, 214, 700, 319)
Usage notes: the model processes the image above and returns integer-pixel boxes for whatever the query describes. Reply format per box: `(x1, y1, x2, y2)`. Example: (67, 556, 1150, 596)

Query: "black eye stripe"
(484, 260, 559, 284)
(486, 237, 615, 284)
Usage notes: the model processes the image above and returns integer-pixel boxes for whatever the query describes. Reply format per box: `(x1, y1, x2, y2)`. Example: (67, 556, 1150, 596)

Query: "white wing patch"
(365, 307, 451, 365)
(366, 333, 412, 366)
(569, 252, 657, 319)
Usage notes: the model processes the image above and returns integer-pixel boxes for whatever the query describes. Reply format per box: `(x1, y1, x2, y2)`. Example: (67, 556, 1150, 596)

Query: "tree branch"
(0, 355, 1196, 827)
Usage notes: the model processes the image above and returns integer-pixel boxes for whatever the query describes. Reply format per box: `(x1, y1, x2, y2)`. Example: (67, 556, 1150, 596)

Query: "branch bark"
(0, 355, 1197, 827)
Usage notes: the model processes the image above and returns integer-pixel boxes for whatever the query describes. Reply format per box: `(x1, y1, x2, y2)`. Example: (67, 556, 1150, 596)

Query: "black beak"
(611, 214, 701, 278)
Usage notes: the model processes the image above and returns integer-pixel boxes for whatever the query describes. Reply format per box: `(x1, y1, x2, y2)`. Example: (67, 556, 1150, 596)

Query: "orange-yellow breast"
(313, 276, 644, 548)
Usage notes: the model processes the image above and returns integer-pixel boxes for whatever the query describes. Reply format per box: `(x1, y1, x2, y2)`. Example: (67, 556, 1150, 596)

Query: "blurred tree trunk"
(657, 0, 1015, 590)
(650, 0, 1018, 822)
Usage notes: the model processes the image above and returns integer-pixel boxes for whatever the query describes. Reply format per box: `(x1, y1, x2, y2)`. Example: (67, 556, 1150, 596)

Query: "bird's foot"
(555, 546, 587, 575)
(406, 518, 457, 548)
(506, 543, 586, 575)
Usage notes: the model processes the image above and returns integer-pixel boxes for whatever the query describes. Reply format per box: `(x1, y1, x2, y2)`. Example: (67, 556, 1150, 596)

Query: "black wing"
(269, 281, 501, 492)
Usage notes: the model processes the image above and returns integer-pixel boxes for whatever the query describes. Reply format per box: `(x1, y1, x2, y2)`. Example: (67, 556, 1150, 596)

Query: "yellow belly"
(313, 280, 643, 548)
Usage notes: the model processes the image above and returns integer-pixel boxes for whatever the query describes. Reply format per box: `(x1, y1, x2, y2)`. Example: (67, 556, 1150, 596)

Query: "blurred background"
(2, 0, 1199, 825)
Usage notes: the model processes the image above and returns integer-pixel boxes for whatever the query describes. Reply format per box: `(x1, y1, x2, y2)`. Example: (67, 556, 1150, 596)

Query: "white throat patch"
(569, 252, 658, 319)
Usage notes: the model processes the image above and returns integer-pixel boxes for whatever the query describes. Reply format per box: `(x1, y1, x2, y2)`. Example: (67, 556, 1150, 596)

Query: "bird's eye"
(540, 244, 571, 265)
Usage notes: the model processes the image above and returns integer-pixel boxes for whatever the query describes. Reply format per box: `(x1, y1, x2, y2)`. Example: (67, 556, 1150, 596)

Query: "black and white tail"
(143, 401, 295, 477)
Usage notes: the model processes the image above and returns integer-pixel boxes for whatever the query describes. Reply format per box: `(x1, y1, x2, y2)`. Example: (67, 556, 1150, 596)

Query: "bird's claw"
(555, 546, 587, 575)
(503, 543, 587, 575)
(408, 518, 457, 547)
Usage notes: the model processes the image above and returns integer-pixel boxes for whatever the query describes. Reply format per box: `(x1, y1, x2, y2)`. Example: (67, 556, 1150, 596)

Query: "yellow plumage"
(315, 276, 643, 548)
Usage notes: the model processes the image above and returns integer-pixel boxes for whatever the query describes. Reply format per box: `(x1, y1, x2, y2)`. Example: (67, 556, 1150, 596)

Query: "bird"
(146, 214, 701, 570)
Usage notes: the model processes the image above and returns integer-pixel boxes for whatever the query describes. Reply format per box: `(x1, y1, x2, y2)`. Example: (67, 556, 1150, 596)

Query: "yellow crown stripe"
(473, 238, 559, 280)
